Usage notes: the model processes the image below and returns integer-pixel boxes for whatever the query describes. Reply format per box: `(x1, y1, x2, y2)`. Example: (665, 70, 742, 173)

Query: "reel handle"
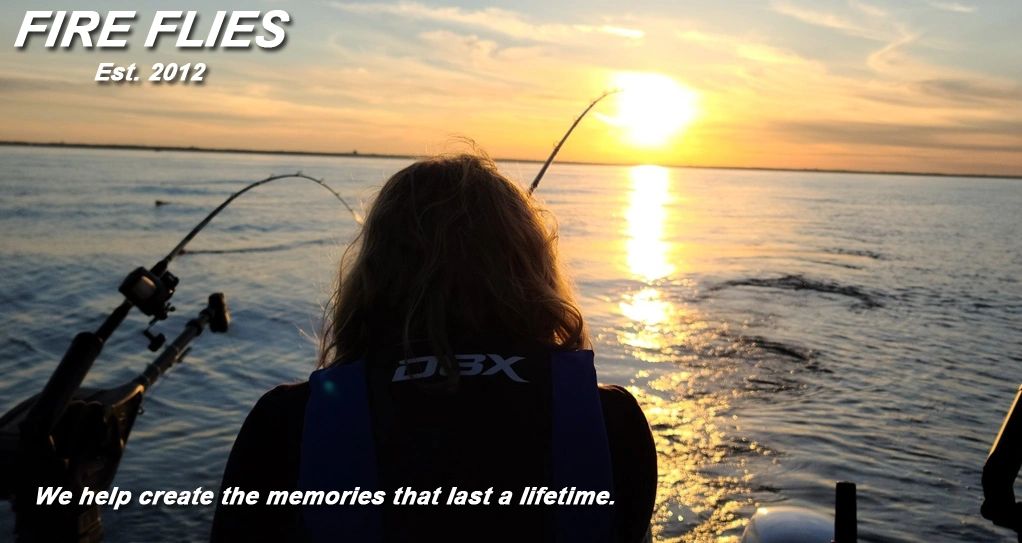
(207, 293, 230, 333)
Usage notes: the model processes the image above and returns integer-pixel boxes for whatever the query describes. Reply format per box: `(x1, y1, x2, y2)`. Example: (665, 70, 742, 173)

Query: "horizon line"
(1, 140, 1019, 181)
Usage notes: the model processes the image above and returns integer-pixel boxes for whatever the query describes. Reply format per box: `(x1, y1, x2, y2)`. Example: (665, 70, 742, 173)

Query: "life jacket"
(298, 349, 615, 543)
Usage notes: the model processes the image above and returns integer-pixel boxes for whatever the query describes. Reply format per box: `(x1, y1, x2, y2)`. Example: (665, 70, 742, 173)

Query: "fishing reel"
(118, 262, 178, 351)
(3, 292, 231, 542)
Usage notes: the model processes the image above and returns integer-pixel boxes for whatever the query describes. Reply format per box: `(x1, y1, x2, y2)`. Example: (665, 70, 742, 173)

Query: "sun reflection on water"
(619, 165, 689, 361)
(617, 165, 754, 542)
(626, 165, 675, 282)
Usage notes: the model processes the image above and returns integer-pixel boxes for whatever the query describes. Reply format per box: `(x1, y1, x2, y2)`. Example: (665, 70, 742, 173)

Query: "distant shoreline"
(2, 140, 1019, 181)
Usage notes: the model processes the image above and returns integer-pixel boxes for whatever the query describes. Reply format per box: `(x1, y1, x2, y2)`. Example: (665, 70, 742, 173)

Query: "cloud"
(915, 78, 1022, 104)
(771, 118, 1021, 153)
(312, 26, 598, 130)
(866, 31, 919, 73)
(419, 30, 499, 61)
(327, 2, 644, 43)
(676, 30, 812, 65)
(769, 0, 886, 40)
(849, 0, 887, 18)
(769, 0, 948, 82)
(598, 26, 645, 40)
(0, 75, 71, 93)
(929, 2, 976, 13)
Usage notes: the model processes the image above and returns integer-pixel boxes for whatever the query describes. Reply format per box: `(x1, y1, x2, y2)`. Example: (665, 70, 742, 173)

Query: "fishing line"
(180, 237, 334, 256)
(163, 172, 357, 265)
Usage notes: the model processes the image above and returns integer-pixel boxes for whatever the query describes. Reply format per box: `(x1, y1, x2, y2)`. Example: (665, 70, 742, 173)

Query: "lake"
(0, 145, 1019, 541)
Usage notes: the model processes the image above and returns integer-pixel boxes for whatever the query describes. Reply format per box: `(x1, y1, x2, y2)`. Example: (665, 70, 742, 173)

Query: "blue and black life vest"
(298, 349, 615, 542)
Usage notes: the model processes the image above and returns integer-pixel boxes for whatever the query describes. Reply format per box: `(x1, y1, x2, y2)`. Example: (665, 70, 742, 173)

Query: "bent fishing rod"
(20, 173, 355, 441)
(529, 89, 618, 195)
(1, 172, 354, 541)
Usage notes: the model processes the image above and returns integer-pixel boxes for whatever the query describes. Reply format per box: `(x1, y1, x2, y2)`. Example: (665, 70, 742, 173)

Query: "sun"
(602, 72, 699, 147)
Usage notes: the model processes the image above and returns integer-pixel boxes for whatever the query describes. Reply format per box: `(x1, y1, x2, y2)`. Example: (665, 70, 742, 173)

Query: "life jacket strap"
(299, 359, 381, 542)
(550, 350, 615, 543)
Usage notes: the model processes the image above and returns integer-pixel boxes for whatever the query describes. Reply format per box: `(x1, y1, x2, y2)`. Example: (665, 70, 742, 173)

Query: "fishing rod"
(529, 89, 619, 195)
(0, 172, 354, 542)
(25, 173, 355, 436)
(165, 173, 357, 263)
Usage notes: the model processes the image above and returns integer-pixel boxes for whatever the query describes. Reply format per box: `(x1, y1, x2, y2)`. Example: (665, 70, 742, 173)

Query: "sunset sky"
(1, 1, 1019, 175)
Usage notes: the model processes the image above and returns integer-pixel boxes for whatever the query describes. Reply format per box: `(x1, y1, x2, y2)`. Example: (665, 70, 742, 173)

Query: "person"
(211, 153, 657, 542)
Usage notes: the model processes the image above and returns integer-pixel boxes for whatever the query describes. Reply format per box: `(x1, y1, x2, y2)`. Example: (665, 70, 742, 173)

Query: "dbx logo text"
(393, 354, 526, 383)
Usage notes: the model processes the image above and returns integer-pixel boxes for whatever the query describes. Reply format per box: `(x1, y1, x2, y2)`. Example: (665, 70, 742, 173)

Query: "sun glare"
(625, 165, 674, 281)
(604, 72, 699, 147)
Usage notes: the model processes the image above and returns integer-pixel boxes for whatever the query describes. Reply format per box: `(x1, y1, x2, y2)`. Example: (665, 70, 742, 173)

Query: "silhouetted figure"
(211, 153, 657, 543)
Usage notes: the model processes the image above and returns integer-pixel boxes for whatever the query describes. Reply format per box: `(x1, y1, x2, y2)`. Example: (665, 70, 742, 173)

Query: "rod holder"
(834, 481, 857, 543)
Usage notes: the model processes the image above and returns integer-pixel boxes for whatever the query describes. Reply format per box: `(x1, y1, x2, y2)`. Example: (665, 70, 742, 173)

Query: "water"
(1, 145, 1019, 541)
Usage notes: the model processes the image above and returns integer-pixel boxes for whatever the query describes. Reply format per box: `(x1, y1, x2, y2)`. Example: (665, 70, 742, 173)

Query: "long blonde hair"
(319, 153, 587, 370)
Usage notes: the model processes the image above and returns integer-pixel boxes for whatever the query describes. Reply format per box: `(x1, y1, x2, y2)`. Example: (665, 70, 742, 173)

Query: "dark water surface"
(1, 146, 1019, 541)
